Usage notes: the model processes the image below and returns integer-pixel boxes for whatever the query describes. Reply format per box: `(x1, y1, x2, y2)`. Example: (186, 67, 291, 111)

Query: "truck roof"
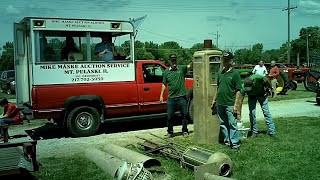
(19, 17, 132, 24)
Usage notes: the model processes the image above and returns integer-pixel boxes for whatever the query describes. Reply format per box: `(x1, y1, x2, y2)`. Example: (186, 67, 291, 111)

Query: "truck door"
(139, 63, 168, 113)
(14, 23, 30, 105)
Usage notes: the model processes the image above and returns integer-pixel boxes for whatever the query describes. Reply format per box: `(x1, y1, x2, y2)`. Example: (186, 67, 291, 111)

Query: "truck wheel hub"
(76, 112, 93, 130)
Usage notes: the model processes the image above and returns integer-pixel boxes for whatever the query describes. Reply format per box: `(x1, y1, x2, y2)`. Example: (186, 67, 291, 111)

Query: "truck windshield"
(35, 30, 132, 63)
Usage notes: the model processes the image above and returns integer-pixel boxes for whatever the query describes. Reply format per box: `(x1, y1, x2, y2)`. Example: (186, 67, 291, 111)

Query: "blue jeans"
(217, 105, 239, 148)
(0, 118, 13, 136)
(167, 96, 188, 134)
(248, 96, 275, 135)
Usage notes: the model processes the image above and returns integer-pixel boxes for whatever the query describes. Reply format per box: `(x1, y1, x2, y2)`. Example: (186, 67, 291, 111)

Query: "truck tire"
(188, 98, 194, 123)
(66, 106, 101, 137)
(278, 71, 289, 95)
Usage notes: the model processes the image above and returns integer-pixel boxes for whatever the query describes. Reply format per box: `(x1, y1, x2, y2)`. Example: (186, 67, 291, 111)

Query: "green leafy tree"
(0, 42, 14, 71)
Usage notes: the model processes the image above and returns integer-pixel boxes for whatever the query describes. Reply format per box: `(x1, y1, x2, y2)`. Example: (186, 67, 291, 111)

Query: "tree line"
(0, 26, 319, 71)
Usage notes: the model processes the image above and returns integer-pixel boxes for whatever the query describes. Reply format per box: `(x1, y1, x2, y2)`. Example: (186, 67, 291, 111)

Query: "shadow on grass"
(25, 116, 188, 140)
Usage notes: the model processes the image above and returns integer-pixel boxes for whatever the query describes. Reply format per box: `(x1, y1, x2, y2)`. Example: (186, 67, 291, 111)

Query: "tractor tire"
(278, 71, 289, 95)
(188, 98, 194, 123)
(66, 106, 101, 137)
(304, 72, 318, 92)
(289, 80, 297, 91)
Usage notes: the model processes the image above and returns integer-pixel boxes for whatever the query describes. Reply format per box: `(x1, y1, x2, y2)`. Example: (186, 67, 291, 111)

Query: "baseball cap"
(169, 54, 177, 60)
(244, 77, 254, 91)
(222, 52, 234, 61)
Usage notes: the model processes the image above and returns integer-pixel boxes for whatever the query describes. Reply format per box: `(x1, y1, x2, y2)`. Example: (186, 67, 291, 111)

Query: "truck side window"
(143, 64, 164, 83)
(35, 31, 87, 62)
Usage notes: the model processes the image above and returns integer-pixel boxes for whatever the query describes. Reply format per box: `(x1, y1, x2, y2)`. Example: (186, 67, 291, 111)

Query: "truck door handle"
(144, 87, 150, 91)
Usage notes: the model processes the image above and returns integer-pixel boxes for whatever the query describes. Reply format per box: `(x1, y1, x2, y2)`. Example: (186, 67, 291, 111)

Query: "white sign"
(33, 63, 135, 85)
(39, 19, 133, 32)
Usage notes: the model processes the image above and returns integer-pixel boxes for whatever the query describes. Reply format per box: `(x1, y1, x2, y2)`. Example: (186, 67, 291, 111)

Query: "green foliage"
(234, 26, 320, 65)
(2, 26, 319, 68)
(0, 42, 14, 71)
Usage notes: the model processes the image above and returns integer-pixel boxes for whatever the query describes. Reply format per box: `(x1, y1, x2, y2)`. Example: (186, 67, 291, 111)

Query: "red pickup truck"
(13, 17, 194, 137)
(29, 61, 193, 137)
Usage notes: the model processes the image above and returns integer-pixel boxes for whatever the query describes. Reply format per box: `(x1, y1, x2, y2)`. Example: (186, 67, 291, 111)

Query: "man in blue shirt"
(95, 34, 118, 61)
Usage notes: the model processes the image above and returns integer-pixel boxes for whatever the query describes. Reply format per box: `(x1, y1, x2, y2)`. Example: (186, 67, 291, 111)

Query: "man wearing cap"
(0, 98, 22, 140)
(211, 52, 242, 151)
(238, 74, 276, 137)
(160, 54, 193, 137)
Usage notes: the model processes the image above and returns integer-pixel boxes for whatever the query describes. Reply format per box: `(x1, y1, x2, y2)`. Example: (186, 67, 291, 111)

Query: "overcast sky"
(0, 0, 319, 51)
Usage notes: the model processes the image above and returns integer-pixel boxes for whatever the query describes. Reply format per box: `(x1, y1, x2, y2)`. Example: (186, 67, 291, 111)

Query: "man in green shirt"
(238, 74, 276, 137)
(211, 52, 242, 151)
(160, 54, 193, 137)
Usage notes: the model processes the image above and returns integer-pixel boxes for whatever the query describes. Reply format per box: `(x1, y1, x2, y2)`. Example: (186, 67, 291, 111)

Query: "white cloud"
(299, 0, 320, 15)
(6, 5, 20, 15)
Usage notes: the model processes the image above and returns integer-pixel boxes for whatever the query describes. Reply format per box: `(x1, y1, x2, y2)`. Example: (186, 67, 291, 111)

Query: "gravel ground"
(241, 97, 320, 122)
(4, 97, 320, 159)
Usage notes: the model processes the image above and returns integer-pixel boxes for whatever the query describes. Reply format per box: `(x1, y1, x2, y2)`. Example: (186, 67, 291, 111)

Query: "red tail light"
(32, 87, 38, 105)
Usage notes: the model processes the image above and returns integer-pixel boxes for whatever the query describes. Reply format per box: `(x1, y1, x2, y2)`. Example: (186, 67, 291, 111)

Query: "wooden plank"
(0, 140, 39, 176)
(0, 141, 37, 149)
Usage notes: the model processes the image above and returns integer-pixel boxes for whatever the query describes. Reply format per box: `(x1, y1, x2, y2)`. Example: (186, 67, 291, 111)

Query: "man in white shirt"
(252, 60, 268, 76)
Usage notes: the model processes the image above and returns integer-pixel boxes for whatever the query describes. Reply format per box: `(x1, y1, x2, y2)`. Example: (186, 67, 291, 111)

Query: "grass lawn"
(32, 116, 320, 180)
(0, 92, 16, 100)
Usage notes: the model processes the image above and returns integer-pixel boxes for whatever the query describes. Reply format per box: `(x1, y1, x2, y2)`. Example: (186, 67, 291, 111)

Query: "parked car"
(0, 70, 15, 95)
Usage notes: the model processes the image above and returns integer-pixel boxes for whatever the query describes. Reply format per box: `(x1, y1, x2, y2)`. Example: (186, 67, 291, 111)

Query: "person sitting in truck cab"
(61, 37, 80, 61)
(41, 37, 56, 61)
(95, 33, 118, 61)
(0, 98, 22, 140)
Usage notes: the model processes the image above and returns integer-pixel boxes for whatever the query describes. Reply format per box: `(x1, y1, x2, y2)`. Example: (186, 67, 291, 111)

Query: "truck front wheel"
(188, 98, 194, 123)
(66, 106, 101, 137)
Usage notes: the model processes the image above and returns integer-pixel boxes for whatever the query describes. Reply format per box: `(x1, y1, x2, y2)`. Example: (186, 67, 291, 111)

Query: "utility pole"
(282, 0, 297, 64)
(215, 31, 220, 49)
(306, 33, 311, 66)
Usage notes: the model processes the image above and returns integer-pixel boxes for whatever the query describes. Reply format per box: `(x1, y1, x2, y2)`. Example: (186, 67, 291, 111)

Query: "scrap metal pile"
(137, 133, 234, 179)
(85, 134, 235, 180)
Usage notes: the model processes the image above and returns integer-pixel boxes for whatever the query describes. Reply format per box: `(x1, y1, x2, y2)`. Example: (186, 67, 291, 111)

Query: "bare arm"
(111, 43, 119, 57)
(238, 95, 244, 121)
(159, 84, 166, 103)
(232, 91, 241, 114)
(187, 61, 194, 71)
(211, 88, 218, 106)
(98, 50, 107, 57)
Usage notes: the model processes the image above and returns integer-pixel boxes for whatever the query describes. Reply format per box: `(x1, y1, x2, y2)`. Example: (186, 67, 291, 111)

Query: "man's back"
(242, 74, 268, 97)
